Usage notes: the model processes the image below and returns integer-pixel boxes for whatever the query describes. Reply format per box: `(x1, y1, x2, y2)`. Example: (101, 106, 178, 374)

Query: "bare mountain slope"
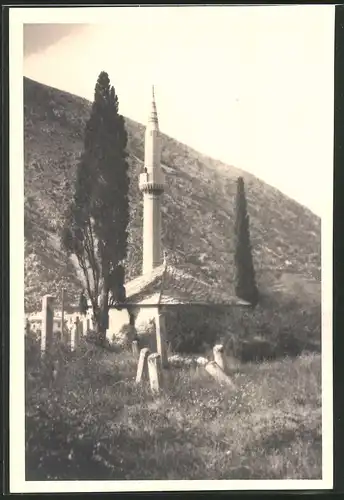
(24, 77, 321, 311)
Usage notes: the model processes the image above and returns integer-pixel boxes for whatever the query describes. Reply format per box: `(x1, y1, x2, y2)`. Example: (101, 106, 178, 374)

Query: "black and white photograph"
(9, 4, 333, 492)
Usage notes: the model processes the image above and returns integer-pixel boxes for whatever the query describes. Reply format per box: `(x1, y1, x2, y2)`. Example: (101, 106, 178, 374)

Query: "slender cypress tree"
(61, 71, 130, 344)
(234, 176, 259, 306)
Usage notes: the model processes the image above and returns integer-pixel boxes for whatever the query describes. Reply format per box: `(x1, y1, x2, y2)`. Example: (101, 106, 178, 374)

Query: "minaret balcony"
(139, 172, 165, 194)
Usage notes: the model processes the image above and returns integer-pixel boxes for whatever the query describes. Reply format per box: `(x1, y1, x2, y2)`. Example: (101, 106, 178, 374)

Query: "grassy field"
(25, 339, 321, 481)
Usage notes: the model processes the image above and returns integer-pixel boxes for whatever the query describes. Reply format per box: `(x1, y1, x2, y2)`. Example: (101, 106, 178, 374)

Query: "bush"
(111, 324, 138, 349)
(25, 332, 41, 367)
(85, 329, 99, 344)
(164, 306, 229, 354)
(163, 297, 321, 361)
(224, 297, 321, 362)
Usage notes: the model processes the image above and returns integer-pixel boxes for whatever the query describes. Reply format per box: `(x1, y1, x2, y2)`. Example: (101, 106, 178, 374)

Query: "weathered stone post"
(61, 288, 65, 342)
(205, 361, 235, 387)
(70, 320, 76, 351)
(79, 318, 84, 337)
(155, 310, 168, 369)
(148, 352, 162, 393)
(136, 347, 150, 383)
(213, 344, 227, 373)
(132, 340, 140, 358)
(83, 316, 88, 336)
(41, 295, 55, 356)
(70, 316, 81, 351)
(25, 318, 31, 336)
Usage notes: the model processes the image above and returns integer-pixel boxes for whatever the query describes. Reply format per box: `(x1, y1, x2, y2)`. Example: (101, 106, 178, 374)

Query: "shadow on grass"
(258, 428, 322, 455)
(25, 413, 208, 481)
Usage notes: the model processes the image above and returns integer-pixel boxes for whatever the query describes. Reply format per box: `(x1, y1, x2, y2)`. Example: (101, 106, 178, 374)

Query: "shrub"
(225, 297, 321, 362)
(164, 306, 229, 354)
(136, 319, 156, 351)
(111, 324, 138, 349)
(25, 332, 41, 367)
(162, 296, 320, 362)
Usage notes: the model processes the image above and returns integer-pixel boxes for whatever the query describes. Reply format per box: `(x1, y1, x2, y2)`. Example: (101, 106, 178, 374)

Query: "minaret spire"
(149, 84, 159, 129)
(139, 86, 165, 275)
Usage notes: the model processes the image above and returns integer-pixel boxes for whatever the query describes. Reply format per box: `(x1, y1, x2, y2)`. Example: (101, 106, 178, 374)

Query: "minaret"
(139, 86, 165, 275)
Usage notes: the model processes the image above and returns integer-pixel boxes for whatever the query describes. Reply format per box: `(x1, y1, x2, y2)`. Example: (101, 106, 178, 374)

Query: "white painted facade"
(107, 305, 158, 341)
(26, 309, 93, 334)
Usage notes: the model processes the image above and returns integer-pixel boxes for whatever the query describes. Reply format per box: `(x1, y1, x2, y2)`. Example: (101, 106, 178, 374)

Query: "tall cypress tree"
(234, 176, 259, 306)
(61, 71, 130, 344)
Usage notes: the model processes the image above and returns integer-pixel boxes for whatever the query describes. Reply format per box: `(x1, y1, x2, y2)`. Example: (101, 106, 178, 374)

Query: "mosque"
(106, 87, 250, 346)
(25, 86, 250, 354)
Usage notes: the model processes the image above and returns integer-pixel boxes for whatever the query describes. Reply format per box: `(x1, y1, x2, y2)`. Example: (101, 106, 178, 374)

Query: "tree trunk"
(95, 289, 109, 346)
(129, 311, 135, 326)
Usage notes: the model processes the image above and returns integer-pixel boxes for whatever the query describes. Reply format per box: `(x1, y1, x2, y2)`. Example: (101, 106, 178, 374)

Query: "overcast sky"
(22, 6, 334, 216)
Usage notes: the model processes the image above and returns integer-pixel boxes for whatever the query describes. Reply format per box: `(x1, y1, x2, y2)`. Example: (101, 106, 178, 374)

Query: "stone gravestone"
(132, 340, 140, 358)
(136, 348, 150, 383)
(83, 316, 88, 335)
(213, 344, 227, 373)
(70, 316, 81, 351)
(79, 318, 84, 337)
(155, 311, 168, 369)
(148, 353, 162, 393)
(205, 360, 234, 388)
(41, 294, 55, 356)
(25, 318, 31, 336)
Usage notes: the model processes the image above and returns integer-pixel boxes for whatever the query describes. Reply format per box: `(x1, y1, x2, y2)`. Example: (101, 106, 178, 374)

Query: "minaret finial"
(149, 84, 159, 128)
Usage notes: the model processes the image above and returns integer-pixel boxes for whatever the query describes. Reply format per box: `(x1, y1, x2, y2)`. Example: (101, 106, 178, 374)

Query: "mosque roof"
(122, 263, 251, 307)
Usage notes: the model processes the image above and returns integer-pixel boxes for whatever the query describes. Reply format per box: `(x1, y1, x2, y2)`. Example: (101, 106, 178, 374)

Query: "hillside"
(24, 77, 321, 312)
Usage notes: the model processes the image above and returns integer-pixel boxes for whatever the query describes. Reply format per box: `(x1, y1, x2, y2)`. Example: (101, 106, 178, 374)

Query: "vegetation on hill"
(25, 339, 321, 481)
(24, 77, 321, 314)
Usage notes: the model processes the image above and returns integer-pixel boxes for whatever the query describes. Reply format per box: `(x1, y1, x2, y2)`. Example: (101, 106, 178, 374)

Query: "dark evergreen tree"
(61, 71, 130, 344)
(234, 176, 259, 306)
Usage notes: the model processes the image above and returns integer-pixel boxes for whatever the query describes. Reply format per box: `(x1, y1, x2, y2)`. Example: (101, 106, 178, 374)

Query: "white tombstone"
(41, 295, 55, 355)
(136, 348, 150, 383)
(148, 353, 162, 393)
(155, 311, 168, 369)
(213, 344, 227, 373)
(70, 316, 81, 351)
